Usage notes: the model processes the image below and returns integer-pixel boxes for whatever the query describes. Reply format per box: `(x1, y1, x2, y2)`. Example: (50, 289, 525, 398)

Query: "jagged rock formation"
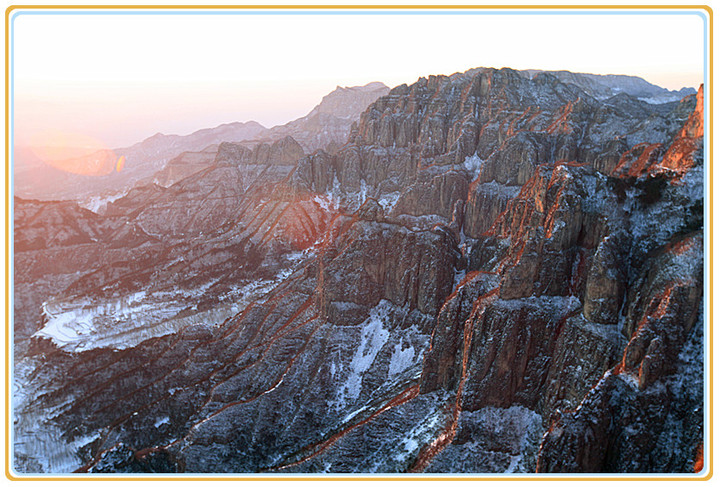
(13, 67, 704, 475)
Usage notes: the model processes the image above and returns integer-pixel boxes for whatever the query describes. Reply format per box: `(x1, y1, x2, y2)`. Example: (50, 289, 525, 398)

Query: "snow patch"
(342, 300, 392, 400)
(388, 339, 416, 377)
(504, 455, 522, 473)
(313, 194, 337, 212)
(377, 192, 401, 212)
(401, 437, 418, 453)
(32, 269, 299, 353)
(462, 153, 484, 175)
(639, 96, 682, 105)
(358, 179, 369, 205)
(78, 191, 126, 214)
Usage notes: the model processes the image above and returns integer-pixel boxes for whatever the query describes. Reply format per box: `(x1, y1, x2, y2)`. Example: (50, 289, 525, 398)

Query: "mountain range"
(12, 67, 704, 475)
(13, 81, 391, 208)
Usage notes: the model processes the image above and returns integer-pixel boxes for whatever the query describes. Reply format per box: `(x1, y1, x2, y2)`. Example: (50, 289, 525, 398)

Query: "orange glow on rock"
(546, 100, 576, 134)
(27, 130, 117, 176)
(243, 191, 340, 252)
(668, 235, 698, 256)
(613, 143, 663, 178)
(694, 443, 704, 473)
(116, 155, 126, 173)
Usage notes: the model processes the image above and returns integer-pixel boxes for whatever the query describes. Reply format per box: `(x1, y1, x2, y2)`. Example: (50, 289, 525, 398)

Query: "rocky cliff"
(12, 67, 704, 475)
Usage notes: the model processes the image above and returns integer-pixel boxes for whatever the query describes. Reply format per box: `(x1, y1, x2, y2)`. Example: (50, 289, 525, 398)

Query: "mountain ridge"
(13, 81, 389, 205)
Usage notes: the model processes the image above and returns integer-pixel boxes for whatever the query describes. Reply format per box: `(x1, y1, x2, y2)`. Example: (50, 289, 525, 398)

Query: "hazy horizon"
(15, 69, 702, 153)
(12, 10, 705, 150)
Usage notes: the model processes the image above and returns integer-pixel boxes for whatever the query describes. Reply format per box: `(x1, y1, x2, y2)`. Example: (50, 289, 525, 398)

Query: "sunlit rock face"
(13, 68, 703, 475)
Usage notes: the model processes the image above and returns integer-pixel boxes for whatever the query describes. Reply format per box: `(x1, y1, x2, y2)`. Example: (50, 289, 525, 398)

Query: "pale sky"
(11, 9, 706, 149)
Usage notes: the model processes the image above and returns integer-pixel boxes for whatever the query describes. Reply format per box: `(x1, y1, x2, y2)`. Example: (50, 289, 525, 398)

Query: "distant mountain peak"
(334, 81, 388, 92)
(307, 82, 390, 120)
(518, 68, 696, 103)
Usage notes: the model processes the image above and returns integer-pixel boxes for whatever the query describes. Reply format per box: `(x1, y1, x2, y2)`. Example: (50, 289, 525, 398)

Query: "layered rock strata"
(13, 68, 704, 475)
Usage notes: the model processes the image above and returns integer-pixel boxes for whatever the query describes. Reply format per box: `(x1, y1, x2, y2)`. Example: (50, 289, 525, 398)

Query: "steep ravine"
(13, 67, 704, 474)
